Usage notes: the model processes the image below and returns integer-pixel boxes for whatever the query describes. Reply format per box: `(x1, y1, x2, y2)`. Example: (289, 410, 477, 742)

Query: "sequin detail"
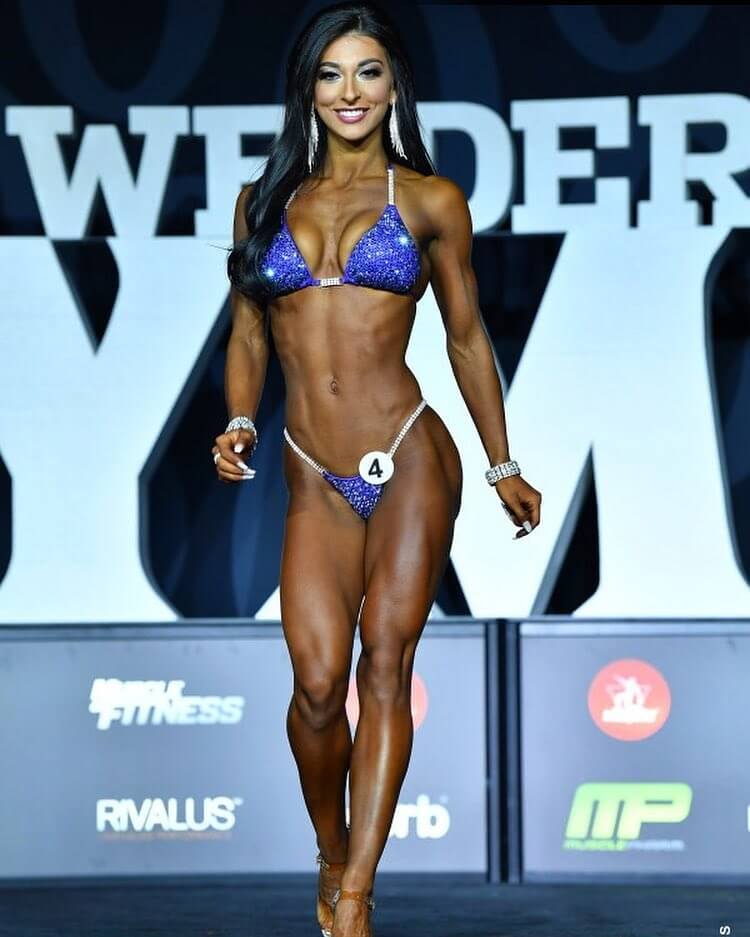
(321, 472, 384, 520)
(261, 163, 420, 298)
(261, 223, 316, 295)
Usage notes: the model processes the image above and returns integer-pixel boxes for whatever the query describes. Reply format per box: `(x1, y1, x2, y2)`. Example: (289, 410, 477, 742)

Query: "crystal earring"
(388, 100, 406, 160)
(307, 103, 319, 173)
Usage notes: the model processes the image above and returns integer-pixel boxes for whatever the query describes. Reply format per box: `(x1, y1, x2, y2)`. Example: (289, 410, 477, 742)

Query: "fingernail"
(523, 520, 532, 533)
(237, 460, 249, 471)
(233, 443, 244, 453)
(241, 473, 254, 480)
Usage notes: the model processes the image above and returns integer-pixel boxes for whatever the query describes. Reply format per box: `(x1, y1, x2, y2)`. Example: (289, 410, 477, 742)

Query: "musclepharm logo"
(97, 796, 242, 833)
(89, 678, 245, 730)
(388, 794, 451, 840)
(564, 782, 692, 852)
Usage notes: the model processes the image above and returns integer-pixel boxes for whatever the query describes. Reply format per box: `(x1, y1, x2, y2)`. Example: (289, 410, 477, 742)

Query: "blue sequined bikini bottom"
(283, 399, 427, 520)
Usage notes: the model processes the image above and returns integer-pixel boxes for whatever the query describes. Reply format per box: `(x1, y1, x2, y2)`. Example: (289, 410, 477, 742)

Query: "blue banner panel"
(520, 622, 750, 880)
(0, 621, 487, 878)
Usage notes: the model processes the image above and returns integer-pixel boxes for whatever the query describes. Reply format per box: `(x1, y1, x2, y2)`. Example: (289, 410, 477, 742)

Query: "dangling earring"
(307, 103, 319, 173)
(388, 99, 406, 160)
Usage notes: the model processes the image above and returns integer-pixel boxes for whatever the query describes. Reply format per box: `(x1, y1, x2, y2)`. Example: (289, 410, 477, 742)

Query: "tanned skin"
(212, 31, 541, 937)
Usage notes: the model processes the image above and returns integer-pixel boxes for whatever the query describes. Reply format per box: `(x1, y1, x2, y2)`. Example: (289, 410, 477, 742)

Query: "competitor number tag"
(359, 450, 394, 485)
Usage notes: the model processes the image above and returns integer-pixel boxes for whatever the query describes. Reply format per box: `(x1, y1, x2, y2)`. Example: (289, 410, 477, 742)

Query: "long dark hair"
(226, 1, 436, 305)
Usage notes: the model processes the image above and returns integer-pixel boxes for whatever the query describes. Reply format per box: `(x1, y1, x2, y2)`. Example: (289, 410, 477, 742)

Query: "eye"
(361, 67, 382, 78)
(318, 70, 339, 81)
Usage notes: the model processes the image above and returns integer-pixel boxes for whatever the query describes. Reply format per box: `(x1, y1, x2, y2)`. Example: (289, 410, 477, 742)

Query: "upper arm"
(230, 183, 267, 347)
(424, 176, 482, 347)
(233, 183, 253, 243)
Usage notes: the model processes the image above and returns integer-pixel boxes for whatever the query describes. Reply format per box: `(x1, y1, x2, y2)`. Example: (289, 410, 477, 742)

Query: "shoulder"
(396, 167, 469, 236)
(420, 175, 469, 224)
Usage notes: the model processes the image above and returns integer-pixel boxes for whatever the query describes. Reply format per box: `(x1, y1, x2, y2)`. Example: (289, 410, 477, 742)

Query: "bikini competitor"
(212, 5, 542, 937)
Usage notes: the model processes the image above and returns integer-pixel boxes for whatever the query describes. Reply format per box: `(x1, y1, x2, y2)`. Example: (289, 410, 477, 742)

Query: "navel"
(329, 377, 339, 395)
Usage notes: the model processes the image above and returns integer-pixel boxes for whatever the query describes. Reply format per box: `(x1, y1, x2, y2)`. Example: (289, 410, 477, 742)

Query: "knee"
(357, 642, 415, 706)
(292, 670, 349, 730)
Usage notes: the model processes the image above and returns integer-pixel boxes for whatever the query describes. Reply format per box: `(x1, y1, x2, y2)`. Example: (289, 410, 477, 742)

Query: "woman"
(214, 4, 541, 935)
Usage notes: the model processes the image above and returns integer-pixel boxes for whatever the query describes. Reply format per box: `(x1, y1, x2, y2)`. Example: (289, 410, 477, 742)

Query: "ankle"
(318, 832, 350, 865)
(340, 870, 374, 893)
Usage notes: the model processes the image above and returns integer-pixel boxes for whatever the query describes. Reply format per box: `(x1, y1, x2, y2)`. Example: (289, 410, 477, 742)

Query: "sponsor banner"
(0, 622, 487, 877)
(88, 678, 245, 730)
(520, 626, 750, 876)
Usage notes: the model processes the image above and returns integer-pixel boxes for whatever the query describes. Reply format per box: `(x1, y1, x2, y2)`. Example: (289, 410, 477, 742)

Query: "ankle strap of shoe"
(316, 852, 347, 871)
(333, 888, 375, 911)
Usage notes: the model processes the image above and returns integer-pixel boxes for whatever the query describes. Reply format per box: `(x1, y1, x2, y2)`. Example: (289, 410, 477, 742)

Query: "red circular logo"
(588, 658, 670, 741)
(345, 670, 429, 730)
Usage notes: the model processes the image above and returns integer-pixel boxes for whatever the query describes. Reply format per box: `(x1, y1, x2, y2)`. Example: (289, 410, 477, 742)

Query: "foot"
(317, 829, 350, 936)
(317, 856, 346, 935)
(331, 889, 375, 937)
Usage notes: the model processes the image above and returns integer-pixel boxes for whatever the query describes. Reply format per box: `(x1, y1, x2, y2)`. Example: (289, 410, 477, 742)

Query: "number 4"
(368, 458, 383, 479)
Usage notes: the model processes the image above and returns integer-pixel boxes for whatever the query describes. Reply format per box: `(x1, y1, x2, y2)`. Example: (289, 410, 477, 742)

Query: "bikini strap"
(284, 181, 303, 212)
(387, 163, 395, 205)
(387, 399, 426, 457)
(283, 426, 326, 475)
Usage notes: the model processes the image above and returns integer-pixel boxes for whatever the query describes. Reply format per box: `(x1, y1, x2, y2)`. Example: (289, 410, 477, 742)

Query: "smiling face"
(313, 32, 395, 147)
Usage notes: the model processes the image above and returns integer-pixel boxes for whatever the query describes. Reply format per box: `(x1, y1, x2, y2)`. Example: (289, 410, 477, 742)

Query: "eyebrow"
(318, 58, 384, 68)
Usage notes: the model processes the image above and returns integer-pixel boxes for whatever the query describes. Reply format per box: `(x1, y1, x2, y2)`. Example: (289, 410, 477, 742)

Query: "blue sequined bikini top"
(261, 162, 420, 298)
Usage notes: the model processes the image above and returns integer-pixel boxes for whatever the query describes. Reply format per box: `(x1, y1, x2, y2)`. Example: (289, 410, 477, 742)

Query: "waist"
(284, 379, 424, 467)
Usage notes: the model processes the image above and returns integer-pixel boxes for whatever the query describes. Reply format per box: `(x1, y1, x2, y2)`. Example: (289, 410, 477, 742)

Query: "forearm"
(224, 332, 268, 422)
(447, 324, 511, 465)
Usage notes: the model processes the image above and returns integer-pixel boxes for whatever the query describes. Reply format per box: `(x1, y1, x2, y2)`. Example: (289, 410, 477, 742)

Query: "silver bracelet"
(485, 459, 520, 485)
(225, 415, 258, 449)
(225, 415, 256, 434)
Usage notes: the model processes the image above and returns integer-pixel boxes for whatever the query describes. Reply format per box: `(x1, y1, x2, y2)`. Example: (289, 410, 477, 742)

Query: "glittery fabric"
(321, 471, 384, 520)
(261, 218, 316, 295)
(261, 164, 420, 298)
(340, 203, 420, 294)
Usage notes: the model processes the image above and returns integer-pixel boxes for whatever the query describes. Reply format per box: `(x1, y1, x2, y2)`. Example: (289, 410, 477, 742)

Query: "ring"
(213, 451, 220, 465)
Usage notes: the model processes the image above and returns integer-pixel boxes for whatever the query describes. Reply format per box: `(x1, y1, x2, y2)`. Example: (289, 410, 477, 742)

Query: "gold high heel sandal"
(316, 853, 347, 937)
(316, 823, 351, 937)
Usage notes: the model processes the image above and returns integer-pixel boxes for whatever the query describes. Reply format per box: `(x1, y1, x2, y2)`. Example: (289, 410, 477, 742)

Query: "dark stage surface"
(1, 875, 747, 937)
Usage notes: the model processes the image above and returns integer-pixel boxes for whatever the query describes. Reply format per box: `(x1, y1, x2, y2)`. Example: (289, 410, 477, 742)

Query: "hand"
(496, 475, 541, 539)
(212, 428, 256, 483)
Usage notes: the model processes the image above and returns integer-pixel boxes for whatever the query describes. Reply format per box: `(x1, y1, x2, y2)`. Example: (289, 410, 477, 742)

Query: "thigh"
(280, 458, 367, 682)
(359, 405, 462, 651)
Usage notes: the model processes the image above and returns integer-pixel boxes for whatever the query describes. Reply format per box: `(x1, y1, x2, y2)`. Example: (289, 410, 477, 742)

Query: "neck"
(319, 143, 389, 183)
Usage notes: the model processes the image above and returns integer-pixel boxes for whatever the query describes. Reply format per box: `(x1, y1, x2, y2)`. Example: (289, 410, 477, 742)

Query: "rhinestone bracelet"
(225, 415, 258, 449)
(485, 459, 520, 485)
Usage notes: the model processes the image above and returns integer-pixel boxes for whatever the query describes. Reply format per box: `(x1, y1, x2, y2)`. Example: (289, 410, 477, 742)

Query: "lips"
(334, 107, 369, 124)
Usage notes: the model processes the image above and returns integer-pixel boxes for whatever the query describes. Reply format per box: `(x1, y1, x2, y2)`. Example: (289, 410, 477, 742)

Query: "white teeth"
(338, 109, 367, 116)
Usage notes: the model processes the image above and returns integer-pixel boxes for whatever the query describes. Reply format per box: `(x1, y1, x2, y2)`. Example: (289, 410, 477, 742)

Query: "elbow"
(228, 329, 268, 363)
(446, 323, 485, 364)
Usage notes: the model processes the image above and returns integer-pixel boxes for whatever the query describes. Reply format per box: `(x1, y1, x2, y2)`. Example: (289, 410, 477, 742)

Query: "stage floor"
(1, 874, 746, 936)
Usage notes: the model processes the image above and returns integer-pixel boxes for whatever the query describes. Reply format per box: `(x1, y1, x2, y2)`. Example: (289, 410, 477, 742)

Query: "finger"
(505, 497, 527, 527)
(510, 500, 533, 537)
(517, 493, 541, 531)
(215, 435, 253, 472)
(527, 497, 541, 529)
(229, 428, 256, 455)
(214, 450, 251, 477)
(218, 464, 255, 482)
(500, 501, 521, 526)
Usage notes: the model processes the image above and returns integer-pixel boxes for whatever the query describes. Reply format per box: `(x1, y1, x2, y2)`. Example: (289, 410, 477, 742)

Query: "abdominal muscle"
(270, 286, 423, 477)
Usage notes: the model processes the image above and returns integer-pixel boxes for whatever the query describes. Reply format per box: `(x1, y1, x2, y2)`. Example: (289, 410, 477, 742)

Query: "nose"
(341, 72, 360, 104)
